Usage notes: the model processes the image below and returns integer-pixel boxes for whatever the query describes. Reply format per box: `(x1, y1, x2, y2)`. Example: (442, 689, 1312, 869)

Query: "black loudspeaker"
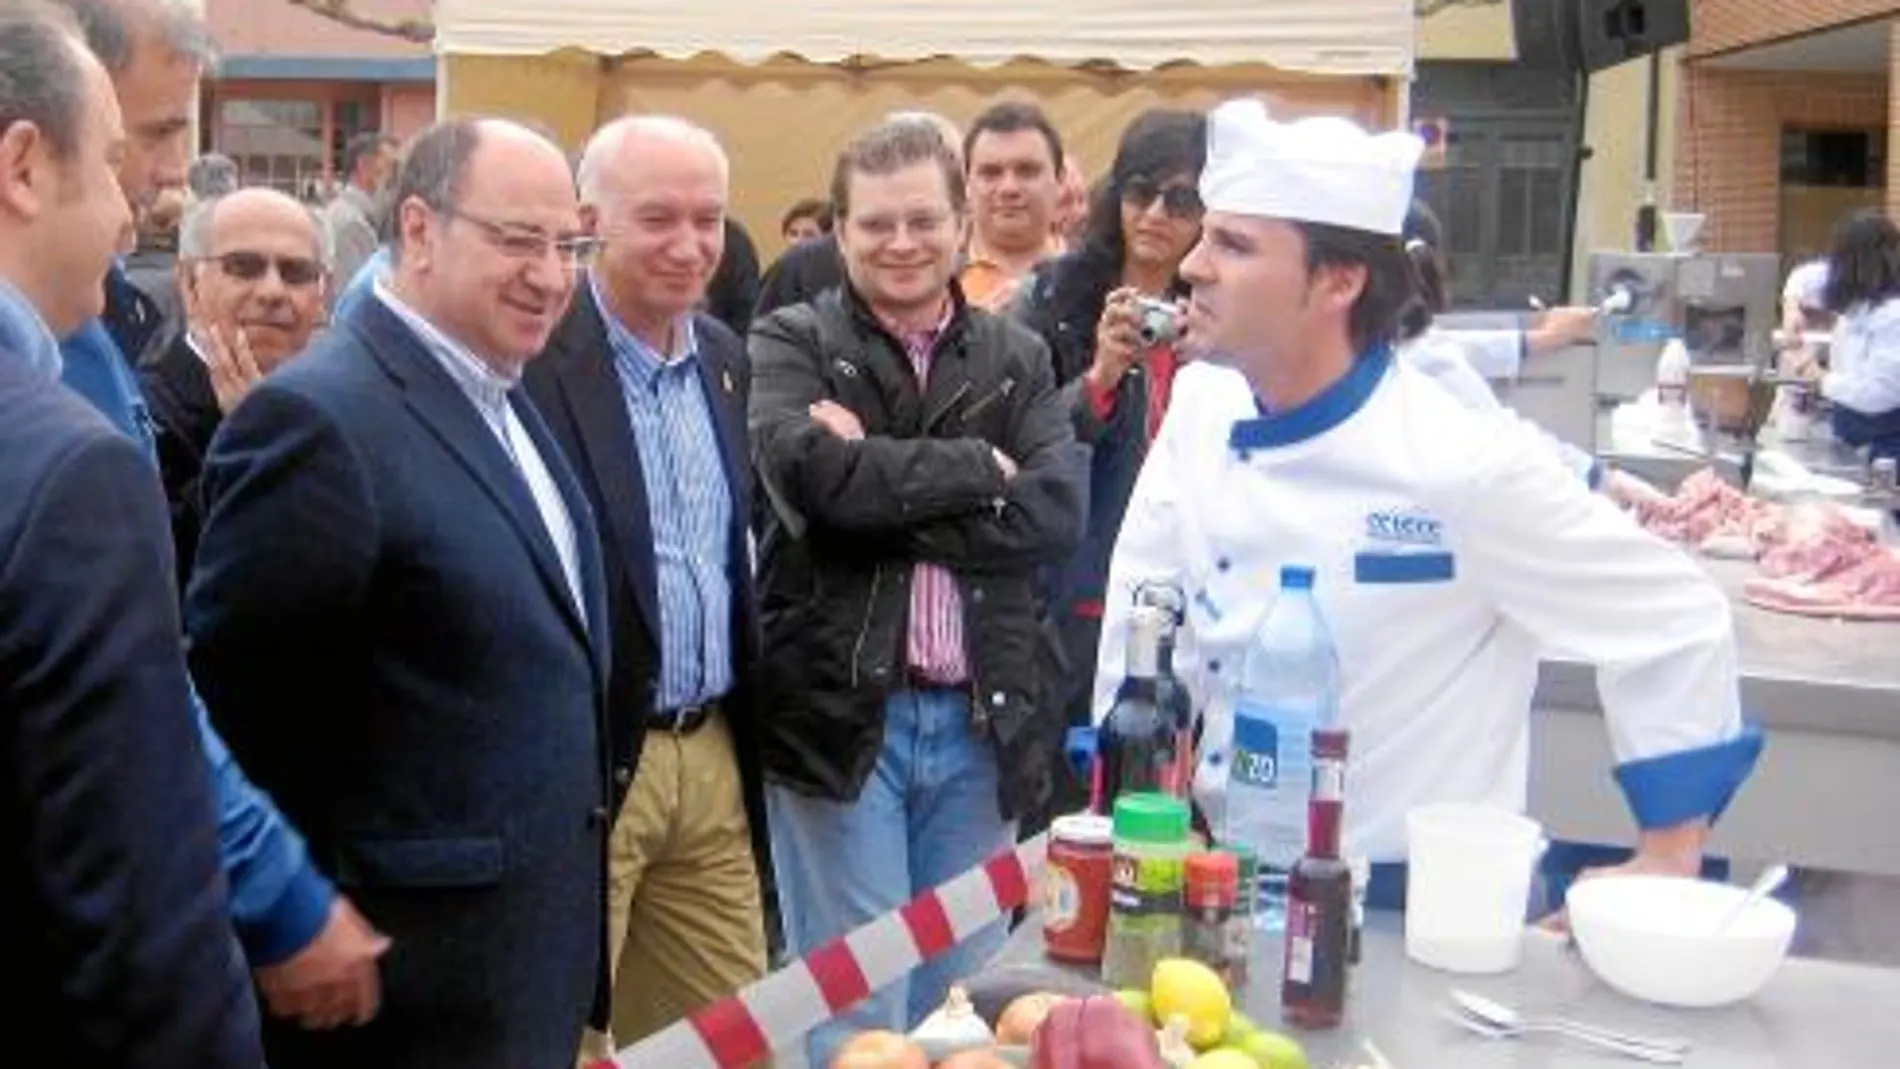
(1513, 0, 1689, 73)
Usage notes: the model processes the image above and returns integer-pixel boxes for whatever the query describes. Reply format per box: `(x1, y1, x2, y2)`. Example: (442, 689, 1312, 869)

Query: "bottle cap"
(1280, 565, 1315, 591)
(1111, 793, 1190, 844)
(1051, 813, 1114, 848)
(1185, 851, 1239, 894)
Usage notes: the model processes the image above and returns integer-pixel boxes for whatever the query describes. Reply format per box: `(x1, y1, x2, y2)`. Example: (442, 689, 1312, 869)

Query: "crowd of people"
(4, 1, 1766, 1068)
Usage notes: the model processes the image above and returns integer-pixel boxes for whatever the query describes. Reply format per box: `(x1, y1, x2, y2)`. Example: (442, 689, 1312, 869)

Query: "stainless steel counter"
(1536, 559, 1900, 741)
(993, 915, 1900, 1067)
(1531, 555, 1900, 876)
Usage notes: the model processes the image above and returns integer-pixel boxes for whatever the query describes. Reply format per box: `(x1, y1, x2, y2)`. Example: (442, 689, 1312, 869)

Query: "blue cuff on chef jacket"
(1587, 460, 1605, 490)
(1614, 723, 1765, 830)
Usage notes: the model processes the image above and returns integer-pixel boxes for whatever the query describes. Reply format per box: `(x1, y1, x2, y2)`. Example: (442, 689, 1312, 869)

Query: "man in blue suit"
(187, 117, 613, 1069)
(49, 0, 389, 1029)
(0, 6, 259, 1063)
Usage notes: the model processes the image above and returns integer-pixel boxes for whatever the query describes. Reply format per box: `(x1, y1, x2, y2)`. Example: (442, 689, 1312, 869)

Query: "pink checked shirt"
(885, 307, 970, 686)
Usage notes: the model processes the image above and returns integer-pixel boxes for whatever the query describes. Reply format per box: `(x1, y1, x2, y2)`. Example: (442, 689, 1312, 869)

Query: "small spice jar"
(1101, 793, 1191, 989)
(1043, 813, 1115, 964)
(1183, 852, 1242, 987)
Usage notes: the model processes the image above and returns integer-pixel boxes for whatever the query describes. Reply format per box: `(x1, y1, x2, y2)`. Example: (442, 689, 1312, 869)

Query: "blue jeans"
(768, 688, 1017, 1069)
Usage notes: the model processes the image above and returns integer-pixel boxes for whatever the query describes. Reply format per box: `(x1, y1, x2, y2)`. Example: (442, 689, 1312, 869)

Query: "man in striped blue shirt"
(524, 115, 768, 1058)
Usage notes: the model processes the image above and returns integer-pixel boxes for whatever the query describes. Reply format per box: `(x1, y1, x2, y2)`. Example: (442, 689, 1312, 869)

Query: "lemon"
(1115, 988, 1155, 1025)
(1239, 1030, 1310, 1069)
(1220, 1011, 1261, 1047)
(1150, 958, 1232, 1049)
(1188, 1050, 1258, 1069)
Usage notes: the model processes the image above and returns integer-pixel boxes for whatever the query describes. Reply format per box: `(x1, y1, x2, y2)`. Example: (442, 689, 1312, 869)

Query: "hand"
(1540, 848, 1703, 934)
(195, 321, 267, 415)
(992, 448, 1019, 481)
(1603, 467, 1667, 512)
(1084, 287, 1147, 394)
(1528, 305, 1599, 354)
(809, 400, 865, 441)
(254, 896, 391, 1030)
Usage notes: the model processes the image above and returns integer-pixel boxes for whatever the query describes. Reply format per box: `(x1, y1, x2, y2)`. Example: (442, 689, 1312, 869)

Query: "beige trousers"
(578, 710, 768, 1064)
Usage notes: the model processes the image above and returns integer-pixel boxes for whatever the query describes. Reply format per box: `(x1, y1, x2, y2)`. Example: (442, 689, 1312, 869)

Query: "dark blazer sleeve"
(0, 430, 262, 1069)
(747, 308, 1012, 534)
(186, 382, 378, 794)
(905, 333, 1089, 570)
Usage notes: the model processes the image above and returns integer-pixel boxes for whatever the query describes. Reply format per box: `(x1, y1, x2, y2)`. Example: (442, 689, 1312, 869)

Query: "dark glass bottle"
(1096, 606, 1181, 809)
(1134, 580, 1195, 800)
(1281, 728, 1351, 1030)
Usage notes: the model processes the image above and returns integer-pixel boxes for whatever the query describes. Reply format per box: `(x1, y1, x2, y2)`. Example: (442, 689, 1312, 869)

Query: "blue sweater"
(55, 267, 333, 966)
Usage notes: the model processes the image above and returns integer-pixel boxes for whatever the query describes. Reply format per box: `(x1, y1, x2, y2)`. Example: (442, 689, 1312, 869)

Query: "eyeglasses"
(850, 211, 955, 242)
(1122, 178, 1204, 221)
(205, 251, 324, 288)
(441, 206, 601, 266)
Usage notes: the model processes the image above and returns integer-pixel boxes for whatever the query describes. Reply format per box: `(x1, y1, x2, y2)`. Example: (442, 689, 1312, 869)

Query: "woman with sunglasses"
(1010, 109, 1208, 816)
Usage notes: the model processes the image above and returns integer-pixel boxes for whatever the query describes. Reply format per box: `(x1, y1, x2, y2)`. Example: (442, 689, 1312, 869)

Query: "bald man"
(185, 117, 611, 1069)
(525, 114, 767, 1057)
(142, 187, 330, 591)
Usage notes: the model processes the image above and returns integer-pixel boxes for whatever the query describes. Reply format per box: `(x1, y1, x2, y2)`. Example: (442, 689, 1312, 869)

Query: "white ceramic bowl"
(1566, 874, 1796, 1008)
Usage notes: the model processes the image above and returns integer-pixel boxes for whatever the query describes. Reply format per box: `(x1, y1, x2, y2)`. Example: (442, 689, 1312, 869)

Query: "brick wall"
(1671, 67, 1886, 250)
(1690, 0, 1900, 58)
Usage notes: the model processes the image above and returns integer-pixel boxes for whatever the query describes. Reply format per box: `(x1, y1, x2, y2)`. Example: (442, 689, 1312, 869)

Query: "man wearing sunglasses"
(142, 187, 330, 594)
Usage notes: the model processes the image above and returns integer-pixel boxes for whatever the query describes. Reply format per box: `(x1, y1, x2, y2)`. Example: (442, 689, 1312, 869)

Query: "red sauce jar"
(1043, 813, 1114, 964)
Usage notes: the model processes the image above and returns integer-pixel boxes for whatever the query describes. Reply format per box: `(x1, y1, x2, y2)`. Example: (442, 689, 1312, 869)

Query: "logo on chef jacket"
(1364, 508, 1444, 547)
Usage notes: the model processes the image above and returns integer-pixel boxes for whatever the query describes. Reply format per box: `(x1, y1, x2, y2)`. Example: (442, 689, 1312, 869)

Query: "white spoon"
(1713, 863, 1790, 935)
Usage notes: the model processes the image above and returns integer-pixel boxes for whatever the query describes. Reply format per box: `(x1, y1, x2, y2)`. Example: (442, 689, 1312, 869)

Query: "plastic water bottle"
(1224, 565, 1341, 934)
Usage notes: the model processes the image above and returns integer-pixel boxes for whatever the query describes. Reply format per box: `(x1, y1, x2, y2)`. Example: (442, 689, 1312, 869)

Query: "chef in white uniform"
(1094, 100, 1762, 889)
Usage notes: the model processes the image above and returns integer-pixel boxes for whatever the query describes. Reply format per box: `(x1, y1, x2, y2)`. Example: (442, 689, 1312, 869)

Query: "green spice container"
(1101, 792, 1192, 988)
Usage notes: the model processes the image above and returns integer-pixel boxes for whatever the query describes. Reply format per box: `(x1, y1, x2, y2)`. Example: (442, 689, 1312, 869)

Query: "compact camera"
(1134, 297, 1183, 349)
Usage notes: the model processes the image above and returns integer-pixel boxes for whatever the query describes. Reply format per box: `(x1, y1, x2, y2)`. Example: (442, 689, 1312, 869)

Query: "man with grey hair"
(323, 130, 397, 300)
(188, 150, 240, 199)
(142, 187, 331, 592)
(0, 2, 261, 1062)
(753, 108, 965, 320)
(187, 116, 611, 1069)
(528, 113, 767, 1057)
(49, 0, 394, 1040)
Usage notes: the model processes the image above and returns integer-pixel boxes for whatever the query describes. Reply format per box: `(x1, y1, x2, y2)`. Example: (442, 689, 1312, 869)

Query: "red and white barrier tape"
(592, 832, 1050, 1069)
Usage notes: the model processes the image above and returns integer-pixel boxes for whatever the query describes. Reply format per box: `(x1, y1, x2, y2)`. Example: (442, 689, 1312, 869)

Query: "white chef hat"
(1783, 259, 1829, 311)
(1200, 99, 1424, 237)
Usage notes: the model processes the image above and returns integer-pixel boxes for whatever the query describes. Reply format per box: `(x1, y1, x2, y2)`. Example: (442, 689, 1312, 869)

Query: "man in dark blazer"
(186, 117, 612, 1069)
(525, 115, 769, 1058)
(142, 186, 329, 592)
(0, 7, 261, 1064)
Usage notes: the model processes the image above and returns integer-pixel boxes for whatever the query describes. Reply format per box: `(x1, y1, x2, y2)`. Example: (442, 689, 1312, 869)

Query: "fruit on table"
(1236, 1030, 1309, 1069)
(1219, 1011, 1260, 1048)
(1115, 988, 1155, 1025)
(995, 991, 1066, 1045)
(1187, 1051, 1258, 1069)
(830, 1030, 929, 1069)
(1028, 995, 1165, 1069)
(937, 1049, 1016, 1069)
(1150, 958, 1232, 1048)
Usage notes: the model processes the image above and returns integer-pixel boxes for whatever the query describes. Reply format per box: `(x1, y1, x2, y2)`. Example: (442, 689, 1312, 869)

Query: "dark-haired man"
(960, 101, 1064, 310)
(749, 115, 1085, 1069)
(1095, 99, 1761, 911)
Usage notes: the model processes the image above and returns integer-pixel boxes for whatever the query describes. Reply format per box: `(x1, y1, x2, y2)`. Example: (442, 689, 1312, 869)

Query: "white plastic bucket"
(1404, 803, 1548, 974)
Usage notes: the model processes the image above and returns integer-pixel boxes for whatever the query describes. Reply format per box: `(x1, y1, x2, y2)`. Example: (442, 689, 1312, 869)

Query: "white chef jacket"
(1436, 326, 1524, 382)
(1094, 347, 1759, 862)
(1822, 296, 1900, 417)
(1397, 329, 1597, 485)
